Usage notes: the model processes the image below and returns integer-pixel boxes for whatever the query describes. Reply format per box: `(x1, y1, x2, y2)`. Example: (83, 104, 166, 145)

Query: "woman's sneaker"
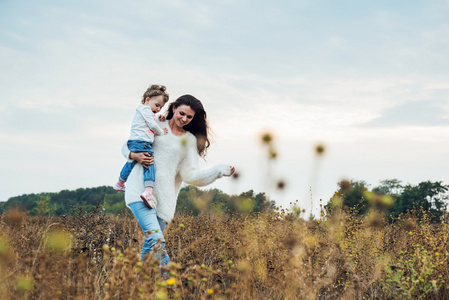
(113, 182, 126, 192)
(140, 191, 155, 209)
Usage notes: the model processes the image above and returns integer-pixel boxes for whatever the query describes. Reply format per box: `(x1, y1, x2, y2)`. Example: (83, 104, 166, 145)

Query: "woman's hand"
(222, 165, 235, 177)
(130, 152, 154, 169)
(230, 166, 235, 175)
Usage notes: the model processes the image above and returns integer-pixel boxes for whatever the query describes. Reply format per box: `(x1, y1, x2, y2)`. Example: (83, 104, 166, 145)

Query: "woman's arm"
(179, 136, 234, 186)
(121, 142, 154, 168)
(121, 142, 133, 162)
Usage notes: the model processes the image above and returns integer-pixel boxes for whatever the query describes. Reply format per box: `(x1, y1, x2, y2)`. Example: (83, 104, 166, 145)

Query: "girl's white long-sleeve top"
(121, 120, 232, 223)
(128, 105, 165, 142)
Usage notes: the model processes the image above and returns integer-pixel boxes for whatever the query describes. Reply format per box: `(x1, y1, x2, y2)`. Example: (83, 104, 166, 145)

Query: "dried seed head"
(364, 191, 394, 210)
(237, 260, 251, 274)
(339, 179, 351, 191)
(181, 138, 188, 147)
(46, 230, 73, 252)
(3, 208, 26, 228)
(15, 276, 34, 292)
(277, 180, 286, 189)
(368, 212, 385, 229)
(403, 218, 415, 231)
(284, 233, 297, 250)
(331, 195, 343, 208)
(0, 236, 12, 262)
(260, 132, 273, 144)
(315, 144, 326, 156)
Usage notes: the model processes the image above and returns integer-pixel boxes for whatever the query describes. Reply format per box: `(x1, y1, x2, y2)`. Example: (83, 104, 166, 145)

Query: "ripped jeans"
(129, 202, 170, 267)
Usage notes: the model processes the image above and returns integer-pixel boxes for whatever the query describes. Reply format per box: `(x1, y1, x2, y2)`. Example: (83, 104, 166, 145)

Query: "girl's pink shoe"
(140, 191, 156, 209)
(113, 182, 126, 192)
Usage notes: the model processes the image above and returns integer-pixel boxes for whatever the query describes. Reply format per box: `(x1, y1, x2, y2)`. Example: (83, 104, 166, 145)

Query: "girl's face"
(173, 105, 195, 128)
(146, 95, 166, 113)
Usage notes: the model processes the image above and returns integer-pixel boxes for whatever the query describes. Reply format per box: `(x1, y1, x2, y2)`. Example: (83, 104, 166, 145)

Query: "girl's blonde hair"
(141, 85, 169, 104)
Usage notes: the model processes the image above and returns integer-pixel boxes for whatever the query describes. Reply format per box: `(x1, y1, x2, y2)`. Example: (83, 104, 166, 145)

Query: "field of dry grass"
(1, 200, 449, 300)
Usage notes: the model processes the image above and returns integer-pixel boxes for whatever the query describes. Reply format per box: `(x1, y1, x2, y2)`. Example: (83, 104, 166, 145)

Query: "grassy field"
(1, 202, 448, 299)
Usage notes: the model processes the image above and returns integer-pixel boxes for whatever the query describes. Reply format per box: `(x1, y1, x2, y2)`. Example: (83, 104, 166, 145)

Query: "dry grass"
(1, 203, 449, 299)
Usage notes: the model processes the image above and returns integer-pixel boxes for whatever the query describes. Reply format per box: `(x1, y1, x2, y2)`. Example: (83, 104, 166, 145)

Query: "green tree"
(1, 185, 278, 217)
(395, 181, 448, 221)
(328, 180, 369, 215)
(175, 186, 276, 216)
(176, 185, 202, 215)
(373, 179, 403, 195)
(1, 186, 123, 216)
(34, 196, 55, 216)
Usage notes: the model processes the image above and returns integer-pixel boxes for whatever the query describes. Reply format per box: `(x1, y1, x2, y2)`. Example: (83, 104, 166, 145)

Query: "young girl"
(113, 85, 169, 209)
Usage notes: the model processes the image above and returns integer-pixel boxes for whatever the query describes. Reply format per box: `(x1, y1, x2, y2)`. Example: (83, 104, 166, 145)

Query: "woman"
(121, 94, 235, 267)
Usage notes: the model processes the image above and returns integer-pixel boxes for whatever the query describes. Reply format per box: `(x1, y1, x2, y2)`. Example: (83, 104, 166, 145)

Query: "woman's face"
(173, 104, 195, 128)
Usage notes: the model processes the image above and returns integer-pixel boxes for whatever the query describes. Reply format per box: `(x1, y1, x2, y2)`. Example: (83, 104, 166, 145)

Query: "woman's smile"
(173, 105, 195, 128)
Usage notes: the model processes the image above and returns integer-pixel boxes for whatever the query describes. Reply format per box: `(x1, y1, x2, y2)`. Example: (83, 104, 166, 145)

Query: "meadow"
(1, 200, 448, 299)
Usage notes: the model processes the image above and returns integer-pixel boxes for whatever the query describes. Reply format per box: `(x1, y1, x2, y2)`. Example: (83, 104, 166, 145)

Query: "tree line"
(0, 185, 276, 216)
(327, 179, 449, 222)
(3, 179, 446, 221)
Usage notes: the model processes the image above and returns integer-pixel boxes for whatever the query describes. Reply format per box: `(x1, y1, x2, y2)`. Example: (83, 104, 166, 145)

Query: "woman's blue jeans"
(129, 202, 170, 267)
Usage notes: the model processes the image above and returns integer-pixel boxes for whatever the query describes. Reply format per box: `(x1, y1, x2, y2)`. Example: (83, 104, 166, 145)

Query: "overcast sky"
(1, 0, 448, 216)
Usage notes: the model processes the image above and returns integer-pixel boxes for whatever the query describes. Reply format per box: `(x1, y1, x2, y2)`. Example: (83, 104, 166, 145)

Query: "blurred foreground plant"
(1, 203, 449, 299)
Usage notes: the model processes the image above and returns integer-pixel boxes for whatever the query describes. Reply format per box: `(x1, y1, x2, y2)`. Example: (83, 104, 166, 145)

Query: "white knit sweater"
(121, 120, 232, 223)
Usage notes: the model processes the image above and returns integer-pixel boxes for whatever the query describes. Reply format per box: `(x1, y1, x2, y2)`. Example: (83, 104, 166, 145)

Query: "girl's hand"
(163, 128, 168, 134)
(130, 152, 154, 169)
(158, 115, 166, 122)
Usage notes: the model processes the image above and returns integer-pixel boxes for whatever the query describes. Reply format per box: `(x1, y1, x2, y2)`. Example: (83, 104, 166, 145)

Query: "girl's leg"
(141, 163, 156, 208)
(142, 150, 156, 188)
(129, 202, 170, 267)
(114, 162, 136, 192)
(119, 161, 137, 182)
(141, 149, 156, 207)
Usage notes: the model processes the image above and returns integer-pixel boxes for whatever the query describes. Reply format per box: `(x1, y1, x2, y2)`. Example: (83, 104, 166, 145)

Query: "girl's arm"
(139, 106, 166, 135)
(179, 135, 234, 186)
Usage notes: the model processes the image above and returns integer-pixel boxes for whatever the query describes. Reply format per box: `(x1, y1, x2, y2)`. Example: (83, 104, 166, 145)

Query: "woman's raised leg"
(129, 202, 170, 267)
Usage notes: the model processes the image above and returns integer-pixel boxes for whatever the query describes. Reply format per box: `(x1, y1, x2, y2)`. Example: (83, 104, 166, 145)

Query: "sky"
(1, 0, 449, 216)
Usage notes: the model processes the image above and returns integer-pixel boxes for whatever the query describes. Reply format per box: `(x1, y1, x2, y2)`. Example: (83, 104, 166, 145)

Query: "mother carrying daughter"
(117, 86, 235, 268)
